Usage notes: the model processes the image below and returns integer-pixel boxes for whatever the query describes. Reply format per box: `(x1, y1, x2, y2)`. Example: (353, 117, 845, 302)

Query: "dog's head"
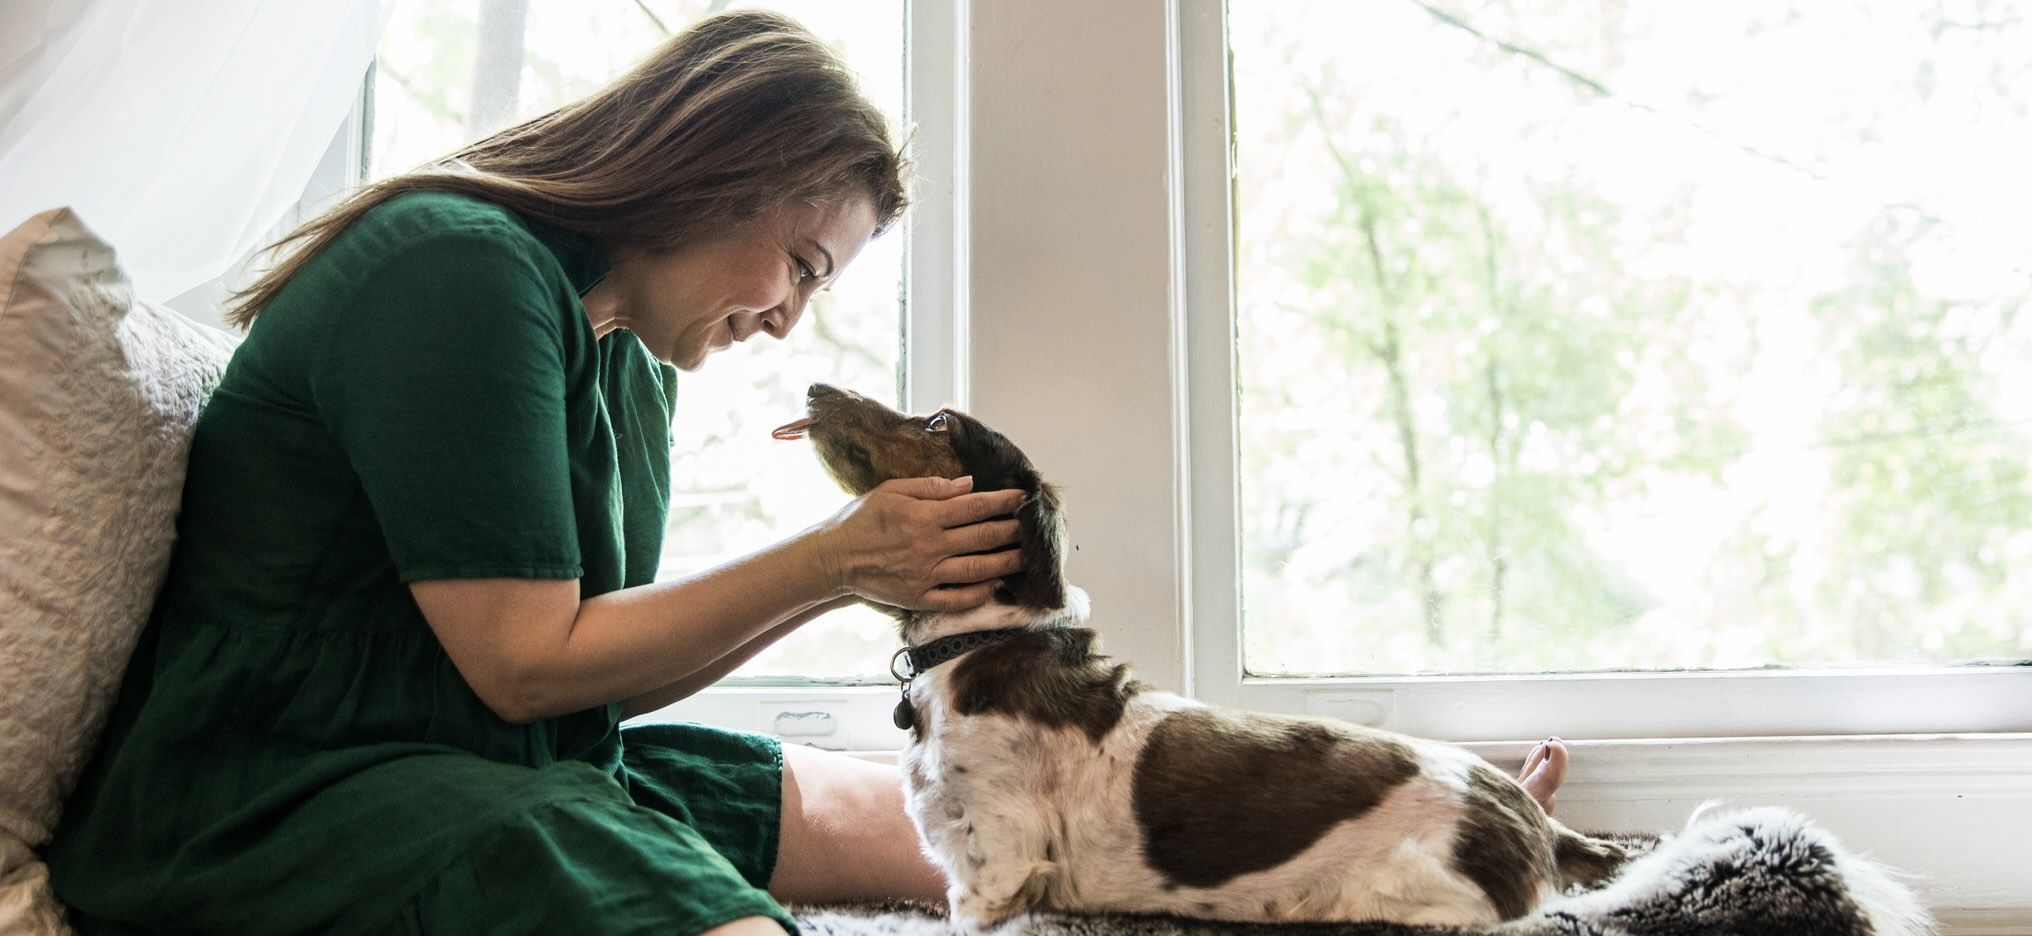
(774, 383, 1068, 613)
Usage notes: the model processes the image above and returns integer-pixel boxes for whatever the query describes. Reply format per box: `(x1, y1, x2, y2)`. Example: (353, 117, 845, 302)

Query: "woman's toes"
(1517, 737, 1568, 815)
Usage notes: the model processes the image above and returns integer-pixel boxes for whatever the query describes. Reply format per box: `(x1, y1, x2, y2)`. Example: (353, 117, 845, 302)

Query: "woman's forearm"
(415, 478, 1024, 725)
(616, 595, 858, 720)
(518, 529, 845, 721)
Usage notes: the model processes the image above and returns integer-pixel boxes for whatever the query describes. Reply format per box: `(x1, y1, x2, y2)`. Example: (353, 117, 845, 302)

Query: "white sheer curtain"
(0, 0, 393, 304)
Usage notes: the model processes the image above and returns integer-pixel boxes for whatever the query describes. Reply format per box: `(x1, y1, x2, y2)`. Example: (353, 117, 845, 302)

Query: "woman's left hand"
(808, 476, 1027, 611)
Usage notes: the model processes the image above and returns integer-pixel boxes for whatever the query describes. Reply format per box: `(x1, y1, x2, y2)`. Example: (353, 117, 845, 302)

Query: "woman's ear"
(994, 480, 1067, 610)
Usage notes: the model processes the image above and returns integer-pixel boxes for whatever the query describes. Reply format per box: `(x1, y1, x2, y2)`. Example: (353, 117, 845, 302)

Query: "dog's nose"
(807, 383, 838, 402)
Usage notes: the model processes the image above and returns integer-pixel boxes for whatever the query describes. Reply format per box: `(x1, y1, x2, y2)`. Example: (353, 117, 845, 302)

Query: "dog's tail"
(1551, 820, 1637, 890)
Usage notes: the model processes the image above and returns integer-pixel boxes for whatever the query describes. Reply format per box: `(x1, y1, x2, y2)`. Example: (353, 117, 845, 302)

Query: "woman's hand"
(811, 476, 1027, 612)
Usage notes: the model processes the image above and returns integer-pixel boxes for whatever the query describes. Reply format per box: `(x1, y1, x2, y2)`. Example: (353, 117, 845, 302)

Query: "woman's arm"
(616, 594, 859, 721)
(412, 476, 1024, 724)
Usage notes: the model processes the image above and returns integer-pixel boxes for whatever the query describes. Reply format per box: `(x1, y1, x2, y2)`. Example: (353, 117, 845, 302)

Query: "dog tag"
(892, 697, 915, 731)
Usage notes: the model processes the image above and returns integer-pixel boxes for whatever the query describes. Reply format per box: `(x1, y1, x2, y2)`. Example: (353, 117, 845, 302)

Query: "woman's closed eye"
(793, 254, 818, 283)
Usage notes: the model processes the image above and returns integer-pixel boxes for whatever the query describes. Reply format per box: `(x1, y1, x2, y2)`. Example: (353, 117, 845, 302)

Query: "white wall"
(965, 0, 1190, 692)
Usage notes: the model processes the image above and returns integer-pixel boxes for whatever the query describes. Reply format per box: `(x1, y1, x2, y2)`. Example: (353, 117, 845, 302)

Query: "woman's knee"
(773, 744, 943, 902)
(779, 744, 908, 835)
(698, 915, 787, 936)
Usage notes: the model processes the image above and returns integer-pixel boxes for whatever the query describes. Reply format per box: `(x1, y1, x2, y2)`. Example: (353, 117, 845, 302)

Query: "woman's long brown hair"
(226, 9, 908, 328)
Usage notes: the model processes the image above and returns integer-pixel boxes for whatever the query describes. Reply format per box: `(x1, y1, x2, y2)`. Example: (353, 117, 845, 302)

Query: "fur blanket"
(795, 808, 1931, 936)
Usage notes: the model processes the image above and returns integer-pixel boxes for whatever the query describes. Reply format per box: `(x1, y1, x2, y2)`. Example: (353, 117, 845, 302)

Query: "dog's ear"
(941, 410, 1069, 610)
(996, 480, 1067, 610)
(943, 411, 1029, 492)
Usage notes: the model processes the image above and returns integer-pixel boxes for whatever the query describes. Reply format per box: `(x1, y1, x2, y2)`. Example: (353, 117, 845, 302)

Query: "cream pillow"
(0, 208, 238, 932)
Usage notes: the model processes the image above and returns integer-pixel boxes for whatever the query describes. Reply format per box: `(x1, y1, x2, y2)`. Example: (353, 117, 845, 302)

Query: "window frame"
(1175, 0, 2032, 742)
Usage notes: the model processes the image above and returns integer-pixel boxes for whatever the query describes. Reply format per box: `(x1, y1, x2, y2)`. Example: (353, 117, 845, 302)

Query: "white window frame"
(1172, 1, 2032, 744)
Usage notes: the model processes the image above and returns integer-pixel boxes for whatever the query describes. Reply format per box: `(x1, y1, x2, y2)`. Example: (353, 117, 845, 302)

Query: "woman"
(49, 12, 1013, 935)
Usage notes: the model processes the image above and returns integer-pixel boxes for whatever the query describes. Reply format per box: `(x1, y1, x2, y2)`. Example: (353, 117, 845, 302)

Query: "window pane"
(1231, 0, 2032, 676)
(370, 0, 905, 678)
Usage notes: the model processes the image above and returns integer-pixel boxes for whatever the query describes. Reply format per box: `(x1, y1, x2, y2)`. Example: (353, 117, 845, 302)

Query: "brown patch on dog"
(1451, 764, 1558, 920)
(904, 756, 932, 792)
(945, 628, 1140, 744)
(1131, 708, 1420, 890)
(803, 385, 965, 495)
(1552, 825, 1632, 889)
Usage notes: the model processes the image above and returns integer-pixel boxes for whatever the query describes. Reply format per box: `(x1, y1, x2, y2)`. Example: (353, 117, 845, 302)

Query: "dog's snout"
(807, 383, 840, 402)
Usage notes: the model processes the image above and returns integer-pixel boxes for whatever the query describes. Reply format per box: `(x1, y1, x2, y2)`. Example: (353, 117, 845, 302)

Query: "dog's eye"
(926, 413, 949, 432)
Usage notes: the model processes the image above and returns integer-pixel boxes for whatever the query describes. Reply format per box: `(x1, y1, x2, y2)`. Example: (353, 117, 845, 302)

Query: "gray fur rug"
(795, 808, 1931, 936)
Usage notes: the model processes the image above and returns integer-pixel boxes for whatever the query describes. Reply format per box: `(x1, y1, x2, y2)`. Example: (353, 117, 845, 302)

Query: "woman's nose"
(766, 293, 810, 339)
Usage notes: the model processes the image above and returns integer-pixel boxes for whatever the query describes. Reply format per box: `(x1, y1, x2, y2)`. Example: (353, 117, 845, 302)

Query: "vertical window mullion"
(1176, 0, 1243, 704)
(904, 0, 967, 413)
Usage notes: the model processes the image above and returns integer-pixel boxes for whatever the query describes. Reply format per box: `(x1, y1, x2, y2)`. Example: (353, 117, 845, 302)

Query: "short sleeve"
(311, 228, 585, 582)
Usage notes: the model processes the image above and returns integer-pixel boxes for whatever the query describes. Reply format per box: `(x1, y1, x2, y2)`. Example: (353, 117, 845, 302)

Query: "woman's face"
(590, 194, 880, 370)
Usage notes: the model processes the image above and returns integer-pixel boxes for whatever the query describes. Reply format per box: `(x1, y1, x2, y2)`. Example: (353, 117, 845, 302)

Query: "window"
(1226, 0, 2032, 679)
(367, 0, 913, 680)
(1172, 0, 2031, 743)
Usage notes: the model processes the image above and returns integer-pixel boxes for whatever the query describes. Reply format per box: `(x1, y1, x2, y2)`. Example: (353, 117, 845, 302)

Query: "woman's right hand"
(810, 475, 1027, 612)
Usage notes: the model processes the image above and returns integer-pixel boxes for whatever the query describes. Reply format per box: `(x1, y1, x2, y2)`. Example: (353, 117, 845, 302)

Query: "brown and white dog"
(774, 384, 1634, 927)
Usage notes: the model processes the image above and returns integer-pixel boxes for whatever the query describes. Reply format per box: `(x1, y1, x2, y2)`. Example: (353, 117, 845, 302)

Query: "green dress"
(46, 192, 796, 935)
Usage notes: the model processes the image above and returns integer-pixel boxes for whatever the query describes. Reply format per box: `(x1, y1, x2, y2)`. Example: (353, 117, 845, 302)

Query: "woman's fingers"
(945, 518, 1022, 554)
(820, 478, 1034, 609)
(875, 475, 973, 501)
(932, 488, 1028, 528)
(933, 547, 1024, 586)
(916, 581, 999, 613)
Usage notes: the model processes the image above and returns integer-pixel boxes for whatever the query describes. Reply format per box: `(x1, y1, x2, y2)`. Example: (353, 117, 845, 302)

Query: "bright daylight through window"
(368, 0, 906, 679)
(1231, 0, 2032, 677)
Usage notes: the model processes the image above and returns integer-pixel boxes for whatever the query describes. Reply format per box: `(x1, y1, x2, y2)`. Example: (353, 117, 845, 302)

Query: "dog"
(773, 383, 1635, 927)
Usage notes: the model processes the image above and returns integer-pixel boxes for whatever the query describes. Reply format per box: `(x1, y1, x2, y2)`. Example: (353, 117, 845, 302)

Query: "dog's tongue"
(771, 417, 817, 441)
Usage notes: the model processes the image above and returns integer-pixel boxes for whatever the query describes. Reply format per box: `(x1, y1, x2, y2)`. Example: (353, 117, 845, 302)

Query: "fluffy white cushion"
(0, 208, 237, 932)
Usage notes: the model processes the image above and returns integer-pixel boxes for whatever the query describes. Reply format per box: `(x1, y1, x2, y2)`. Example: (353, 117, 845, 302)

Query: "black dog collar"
(888, 626, 1030, 731)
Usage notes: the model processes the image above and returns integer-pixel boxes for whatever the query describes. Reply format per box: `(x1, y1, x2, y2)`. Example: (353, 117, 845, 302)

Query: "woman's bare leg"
(769, 743, 946, 905)
(700, 917, 789, 936)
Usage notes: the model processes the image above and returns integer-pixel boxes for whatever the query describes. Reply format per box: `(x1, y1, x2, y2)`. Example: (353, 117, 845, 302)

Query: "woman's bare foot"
(1518, 737, 1568, 814)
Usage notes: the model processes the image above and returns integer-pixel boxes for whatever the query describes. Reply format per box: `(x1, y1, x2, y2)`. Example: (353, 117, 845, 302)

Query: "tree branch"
(632, 0, 671, 35)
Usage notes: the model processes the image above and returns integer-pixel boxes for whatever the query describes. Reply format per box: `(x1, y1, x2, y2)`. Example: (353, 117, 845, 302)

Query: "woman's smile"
(582, 196, 878, 371)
